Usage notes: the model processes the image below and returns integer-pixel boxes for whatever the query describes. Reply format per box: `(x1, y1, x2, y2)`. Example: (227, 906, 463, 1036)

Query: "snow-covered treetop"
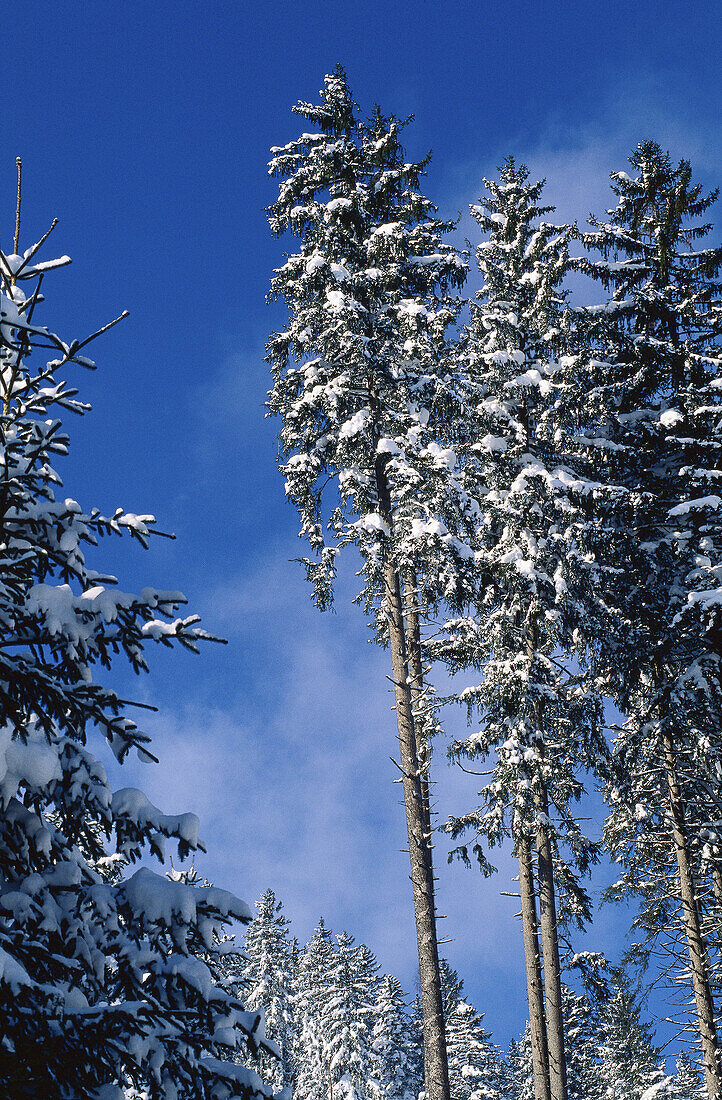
(266, 68, 477, 621)
(582, 140, 722, 411)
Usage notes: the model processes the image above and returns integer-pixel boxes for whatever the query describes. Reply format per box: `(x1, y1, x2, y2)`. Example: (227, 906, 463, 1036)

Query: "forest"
(1, 49, 721, 1100)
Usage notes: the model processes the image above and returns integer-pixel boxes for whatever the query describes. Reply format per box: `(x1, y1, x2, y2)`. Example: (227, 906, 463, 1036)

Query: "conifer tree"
(437, 960, 509, 1100)
(579, 142, 722, 1097)
(446, 998, 508, 1100)
(408, 992, 426, 1100)
(295, 918, 336, 1100)
(0, 183, 273, 1097)
(266, 69, 474, 1100)
(371, 974, 418, 1100)
(673, 1054, 704, 1100)
(560, 986, 605, 1100)
(597, 976, 663, 1100)
(324, 932, 378, 1100)
(439, 160, 608, 1100)
(244, 890, 297, 1092)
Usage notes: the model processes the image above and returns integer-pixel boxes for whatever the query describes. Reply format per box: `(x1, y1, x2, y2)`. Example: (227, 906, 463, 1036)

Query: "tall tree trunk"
(404, 573, 433, 840)
(524, 619, 565, 1100)
(377, 469, 450, 1100)
(535, 783, 567, 1100)
(519, 835, 552, 1100)
(663, 727, 722, 1100)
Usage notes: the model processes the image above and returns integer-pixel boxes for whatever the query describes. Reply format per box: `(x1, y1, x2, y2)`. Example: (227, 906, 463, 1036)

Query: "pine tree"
(371, 974, 418, 1100)
(510, 1024, 539, 1100)
(408, 992, 426, 1100)
(0, 183, 274, 1096)
(244, 890, 297, 1092)
(560, 986, 605, 1100)
(295, 918, 337, 1100)
(439, 159, 608, 1100)
(436, 959, 507, 1100)
(266, 69, 473, 1100)
(597, 976, 663, 1100)
(324, 932, 378, 1100)
(673, 1054, 704, 1100)
(446, 998, 508, 1100)
(579, 141, 722, 1097)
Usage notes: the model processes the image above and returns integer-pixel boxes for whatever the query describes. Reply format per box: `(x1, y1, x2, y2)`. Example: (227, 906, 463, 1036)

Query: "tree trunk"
(519, 835, 552, 1100)
(377, 469, 450, 1100)
(663, 727, 722, 1100)
(404, 574, 433, 840)
(523, 619, 564, 1100)
(535, 785, 567, 1100)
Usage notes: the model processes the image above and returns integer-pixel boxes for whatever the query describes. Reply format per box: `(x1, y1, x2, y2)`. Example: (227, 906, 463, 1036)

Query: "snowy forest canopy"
(0, 61, 721, 1100)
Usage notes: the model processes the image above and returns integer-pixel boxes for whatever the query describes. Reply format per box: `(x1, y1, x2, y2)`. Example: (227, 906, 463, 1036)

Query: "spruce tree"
(560, 986, 605, 1100)
(295, 918, 336, 1100)
(324, 932, 378, 1100)
(446, 998, 508, 1100)
(371, 974, 418, 1100)
(597, 976, 663, 1100)
(437, 959, 508, 1100)
(244, 890, 297, 1092)
(266, 69, 473, 1100)
(440, 160, 608, 1100)
(579, 141, 722, 1097)
(673, 1054, 704, 1100)
(0, 185, 274, 1096)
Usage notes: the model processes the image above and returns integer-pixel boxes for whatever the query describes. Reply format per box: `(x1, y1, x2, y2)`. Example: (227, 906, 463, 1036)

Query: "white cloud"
(103, 550, 549, 1041)
(446, 71, 722, 290)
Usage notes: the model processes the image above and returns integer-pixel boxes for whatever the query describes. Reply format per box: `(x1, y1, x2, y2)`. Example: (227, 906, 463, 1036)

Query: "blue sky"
(6, 0, 722, 1053)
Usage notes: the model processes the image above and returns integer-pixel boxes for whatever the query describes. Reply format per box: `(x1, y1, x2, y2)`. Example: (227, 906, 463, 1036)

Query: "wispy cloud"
(104, 552, 550, 1040)
(447, 70, 722, 279)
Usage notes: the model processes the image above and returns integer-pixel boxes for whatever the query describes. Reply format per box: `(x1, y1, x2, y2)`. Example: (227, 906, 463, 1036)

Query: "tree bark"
(519, 835, 552, 1100)
(404, 574, 433, 841)
(663, 727, 722, 1100)
(376, 469, 450, 1100)
(535, 783, 567, 1100)
(523, 618, 565, 1100)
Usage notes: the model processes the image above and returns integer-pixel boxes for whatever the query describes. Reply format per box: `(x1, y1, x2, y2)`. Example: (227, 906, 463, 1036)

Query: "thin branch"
(70, 310, 130, 356)
(13, 158, 22, 260)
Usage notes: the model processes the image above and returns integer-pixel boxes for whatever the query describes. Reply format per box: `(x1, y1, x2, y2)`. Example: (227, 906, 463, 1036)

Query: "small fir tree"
(597, 976, 663, 1100)
(244, 890, 297, 1092)
(324, 933, 379, 1100)
(295, 918, 337, 1100)
(371, 974, 418, 1100)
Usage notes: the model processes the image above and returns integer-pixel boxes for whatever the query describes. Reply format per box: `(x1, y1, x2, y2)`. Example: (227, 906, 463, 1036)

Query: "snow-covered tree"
(244, 890, 297, 1092)
(673, 1054, 704, 1100)
(578, 141, 722, 1097)
(295, 918, 336, 1100)
(267, 68, 474, 1100)
(597, 976, 663, 1100)
(560, 986, 605, 1100)
(433, 960, 508, 1100)
(371, 974, 418, 1100)
(438, 159, 608, 1100)
(0, 191, 274, 1096)
(446, 998, 508, 1100)
(324, 932, 378, 1100)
